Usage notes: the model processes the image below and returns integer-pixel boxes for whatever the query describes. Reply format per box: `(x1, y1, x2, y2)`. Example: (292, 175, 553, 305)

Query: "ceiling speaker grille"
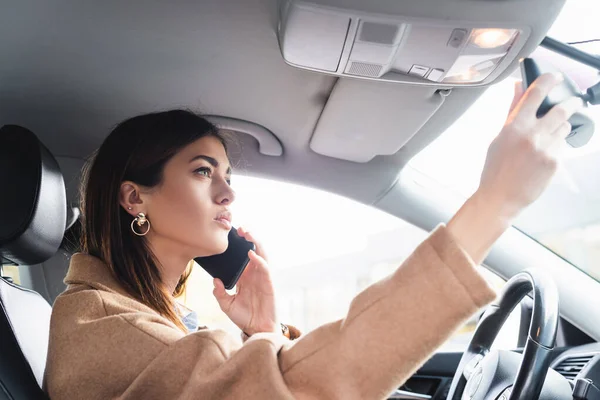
(347, 62, 383, 77)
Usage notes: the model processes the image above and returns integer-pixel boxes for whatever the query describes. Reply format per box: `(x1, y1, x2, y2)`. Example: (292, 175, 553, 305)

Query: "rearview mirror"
(521, 57, 595, 148)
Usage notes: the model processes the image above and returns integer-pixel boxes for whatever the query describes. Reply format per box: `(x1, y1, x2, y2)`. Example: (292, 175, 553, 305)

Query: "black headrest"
(0, 125, 67, 265)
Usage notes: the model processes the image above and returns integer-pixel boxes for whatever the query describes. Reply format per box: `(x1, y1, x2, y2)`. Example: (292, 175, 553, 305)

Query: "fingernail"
(554, 73, 564, 83)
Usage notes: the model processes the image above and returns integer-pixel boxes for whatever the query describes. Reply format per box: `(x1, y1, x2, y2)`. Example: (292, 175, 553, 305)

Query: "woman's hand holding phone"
(212, 227, 279, 336)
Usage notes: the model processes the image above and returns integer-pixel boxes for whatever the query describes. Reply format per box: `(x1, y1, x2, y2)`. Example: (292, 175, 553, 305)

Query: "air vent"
(553, 355, 595, 381)
(347, 62, 383, 77)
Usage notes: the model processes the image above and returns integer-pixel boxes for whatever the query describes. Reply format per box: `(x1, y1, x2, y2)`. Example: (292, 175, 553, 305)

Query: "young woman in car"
(44, 73, 581, 400)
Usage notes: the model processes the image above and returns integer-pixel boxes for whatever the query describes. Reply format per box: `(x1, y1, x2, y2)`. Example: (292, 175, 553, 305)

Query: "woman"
(44, 73, 581, 400)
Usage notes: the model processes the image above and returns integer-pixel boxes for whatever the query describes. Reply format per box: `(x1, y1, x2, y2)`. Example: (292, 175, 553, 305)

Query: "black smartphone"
(194, 228, 256, 290)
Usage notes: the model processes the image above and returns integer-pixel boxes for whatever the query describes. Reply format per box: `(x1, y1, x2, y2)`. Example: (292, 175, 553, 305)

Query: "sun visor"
(310, 79, 445, 162)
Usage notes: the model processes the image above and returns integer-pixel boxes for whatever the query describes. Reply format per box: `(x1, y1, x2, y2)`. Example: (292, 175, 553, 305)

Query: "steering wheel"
(445, 269, 565, 400)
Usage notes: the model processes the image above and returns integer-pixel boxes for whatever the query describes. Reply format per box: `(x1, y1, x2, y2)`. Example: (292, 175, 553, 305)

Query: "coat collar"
(65, 253, 131, 297)
(64, 253, 205, 331)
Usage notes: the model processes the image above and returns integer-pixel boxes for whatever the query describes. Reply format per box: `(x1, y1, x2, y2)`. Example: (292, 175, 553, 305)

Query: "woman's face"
(138, 136, 235, 260)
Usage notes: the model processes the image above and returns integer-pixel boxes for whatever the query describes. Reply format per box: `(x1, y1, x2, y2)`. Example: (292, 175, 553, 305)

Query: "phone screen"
(194, 228, 256, 290)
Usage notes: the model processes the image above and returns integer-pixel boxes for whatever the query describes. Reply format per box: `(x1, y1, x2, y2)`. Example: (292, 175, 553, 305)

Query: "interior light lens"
(443, 56, 503, 83)
(470, 29, 517, 49)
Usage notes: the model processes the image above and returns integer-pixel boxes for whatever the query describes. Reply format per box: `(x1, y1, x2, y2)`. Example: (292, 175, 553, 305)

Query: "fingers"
(212, 278, 227, 297)
(508, 80, 525, 115)
(235, 249, 274, 297)
(505, 72, 582, 150)
(237, 227, 267, 260)
(551, 121, 573, 141)
(539, 96, 584, 134)
(246, 250, 275, 294)
(248, 249, 267, 265)
(237, 250, 270, 285)
(212, 278, 234, 310)
(515, 73, 564, 120)
(245, 250, 272, 280)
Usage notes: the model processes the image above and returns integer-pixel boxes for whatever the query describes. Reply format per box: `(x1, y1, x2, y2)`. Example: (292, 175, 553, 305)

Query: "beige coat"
(43, 225, 496, 399)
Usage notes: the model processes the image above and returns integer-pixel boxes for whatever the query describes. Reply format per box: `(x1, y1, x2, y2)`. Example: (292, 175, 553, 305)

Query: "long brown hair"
(80, 110, 227, 332)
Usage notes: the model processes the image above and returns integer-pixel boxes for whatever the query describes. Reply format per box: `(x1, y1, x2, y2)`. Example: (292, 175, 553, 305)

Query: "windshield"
(182, 175, 521, 350)
(408, 0, 600, 281)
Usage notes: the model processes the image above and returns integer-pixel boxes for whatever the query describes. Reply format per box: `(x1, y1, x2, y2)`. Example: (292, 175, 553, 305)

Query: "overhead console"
(276, 0, 567, 163)
(277, 0, 566, 86)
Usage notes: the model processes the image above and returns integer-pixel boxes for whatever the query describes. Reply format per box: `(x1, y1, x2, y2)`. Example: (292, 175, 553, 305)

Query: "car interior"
(1, 0, 600, 399)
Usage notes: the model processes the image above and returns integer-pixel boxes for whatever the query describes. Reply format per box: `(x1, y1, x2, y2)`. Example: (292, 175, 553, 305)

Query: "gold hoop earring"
(131, 213, 151, 236)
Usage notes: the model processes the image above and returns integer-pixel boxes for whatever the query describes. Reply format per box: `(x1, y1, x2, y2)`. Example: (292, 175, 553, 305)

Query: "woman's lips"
(214, 217, 232, 230)
(214, 210, 232, 230)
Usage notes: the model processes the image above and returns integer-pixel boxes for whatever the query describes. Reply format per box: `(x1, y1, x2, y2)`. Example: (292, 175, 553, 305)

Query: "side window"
(182, 176, 520, 350)
(439, 268, 521, 352)
(1, 265, 21, 285)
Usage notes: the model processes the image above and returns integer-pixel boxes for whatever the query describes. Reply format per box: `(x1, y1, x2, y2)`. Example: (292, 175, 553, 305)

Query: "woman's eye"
(194, 167, 212, 178)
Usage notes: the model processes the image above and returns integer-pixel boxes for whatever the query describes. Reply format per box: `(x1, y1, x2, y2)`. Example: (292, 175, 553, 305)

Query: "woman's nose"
(215, 179, 236, 205)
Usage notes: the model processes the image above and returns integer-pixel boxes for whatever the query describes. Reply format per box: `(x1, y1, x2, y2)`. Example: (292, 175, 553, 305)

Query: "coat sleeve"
(45, 225, 496, 400)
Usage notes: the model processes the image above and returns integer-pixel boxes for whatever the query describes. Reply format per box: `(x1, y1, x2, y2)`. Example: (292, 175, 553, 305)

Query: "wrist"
(243, 322, 280, 337)
(242, 322, 298, 340)
(471, 188, 522, 222)
(447, 192, 513, 265)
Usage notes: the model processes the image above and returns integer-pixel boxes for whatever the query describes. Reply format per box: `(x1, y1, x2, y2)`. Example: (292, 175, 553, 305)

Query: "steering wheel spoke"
(446, 269, 562, 400)
(462, 353, 485, 380)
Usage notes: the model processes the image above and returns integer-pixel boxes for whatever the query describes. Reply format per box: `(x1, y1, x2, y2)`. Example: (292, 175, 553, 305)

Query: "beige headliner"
(0, 0, 563, 204)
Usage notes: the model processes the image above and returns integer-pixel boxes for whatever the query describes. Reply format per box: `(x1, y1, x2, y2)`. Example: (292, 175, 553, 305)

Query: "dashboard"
(387, 343, 600, 400)
(551, 343, 600, 391)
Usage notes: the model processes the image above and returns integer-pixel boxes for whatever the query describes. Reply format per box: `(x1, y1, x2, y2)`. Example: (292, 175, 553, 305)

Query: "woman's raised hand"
(448, 73, 584, 264)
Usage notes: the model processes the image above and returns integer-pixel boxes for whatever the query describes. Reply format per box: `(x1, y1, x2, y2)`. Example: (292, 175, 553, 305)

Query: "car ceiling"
(5, 0, 600, 344)
(0, 0, 563, 205)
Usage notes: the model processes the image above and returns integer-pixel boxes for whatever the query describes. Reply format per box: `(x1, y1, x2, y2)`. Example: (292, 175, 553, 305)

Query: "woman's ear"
(119, 181, 146, 216)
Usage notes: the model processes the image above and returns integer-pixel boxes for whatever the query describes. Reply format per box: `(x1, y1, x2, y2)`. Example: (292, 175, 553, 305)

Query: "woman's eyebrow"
(189, 155, 232, 174)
